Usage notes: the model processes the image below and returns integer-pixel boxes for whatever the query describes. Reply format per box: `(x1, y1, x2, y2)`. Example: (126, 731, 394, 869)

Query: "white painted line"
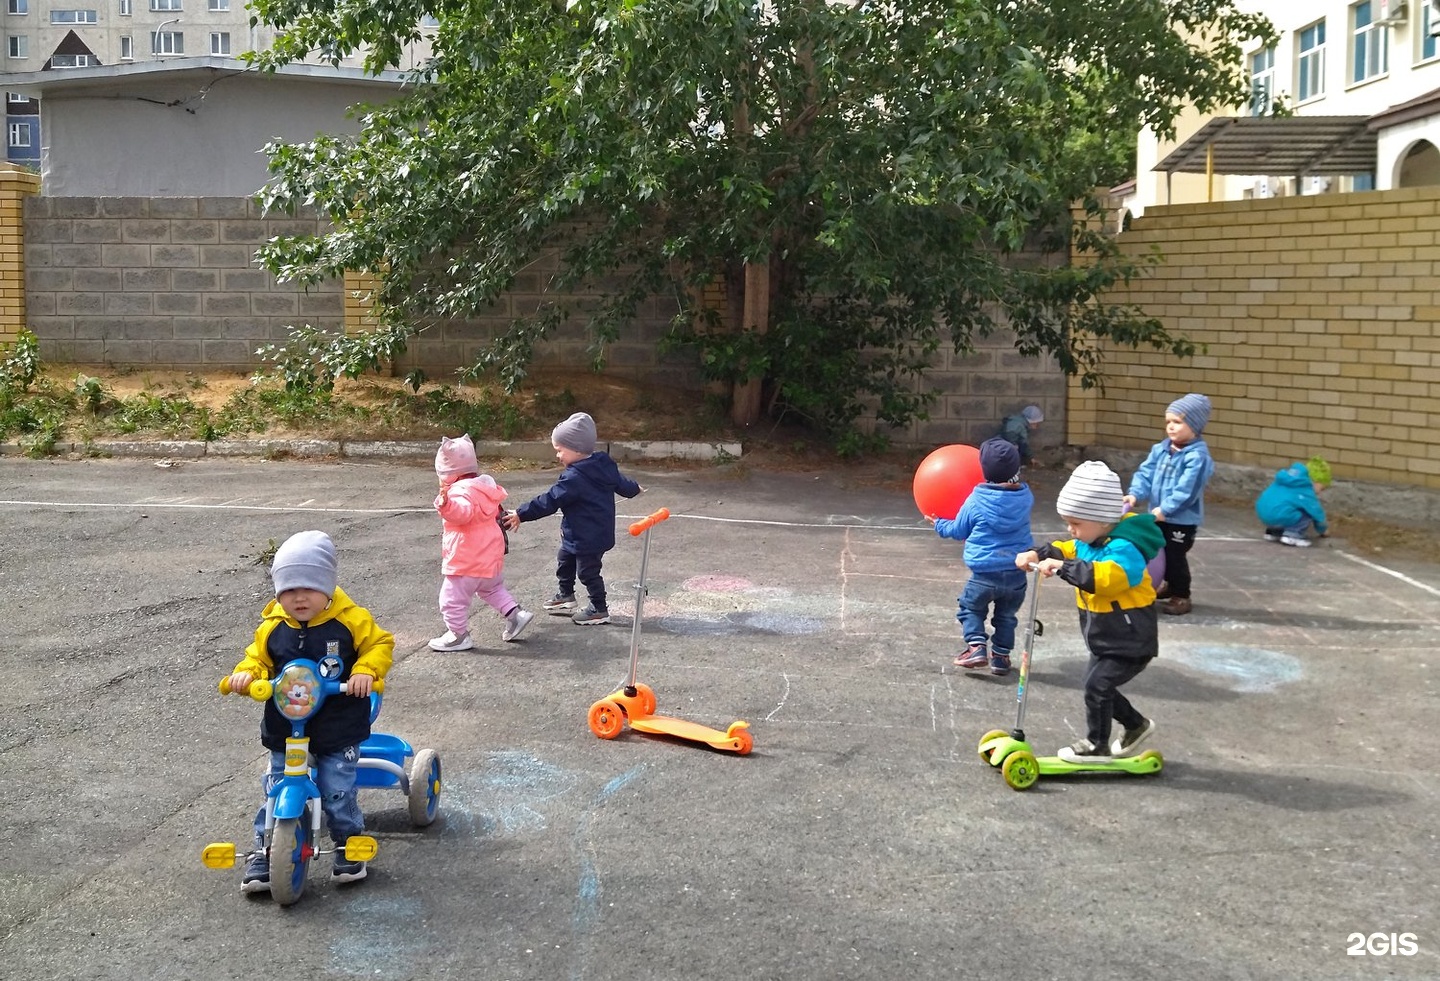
(0, 499, 429, 515)
(1335, 549, 1440, 598)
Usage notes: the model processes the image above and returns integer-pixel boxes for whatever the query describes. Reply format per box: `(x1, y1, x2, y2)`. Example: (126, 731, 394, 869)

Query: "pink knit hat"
(435, 434, 479, 479)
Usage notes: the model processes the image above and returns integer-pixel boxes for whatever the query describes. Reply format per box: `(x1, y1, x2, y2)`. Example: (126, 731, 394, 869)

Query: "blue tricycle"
(202, 654, 442, 905)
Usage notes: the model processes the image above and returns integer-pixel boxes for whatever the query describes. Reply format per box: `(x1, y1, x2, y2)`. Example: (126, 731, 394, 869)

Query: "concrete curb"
(0, 437, 744, 464)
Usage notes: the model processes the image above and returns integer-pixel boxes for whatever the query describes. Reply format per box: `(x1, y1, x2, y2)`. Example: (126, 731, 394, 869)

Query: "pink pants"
(439, 574, 516, 634)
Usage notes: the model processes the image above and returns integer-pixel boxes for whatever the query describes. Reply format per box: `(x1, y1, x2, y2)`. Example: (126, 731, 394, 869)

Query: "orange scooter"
(586, 507, 753, 755)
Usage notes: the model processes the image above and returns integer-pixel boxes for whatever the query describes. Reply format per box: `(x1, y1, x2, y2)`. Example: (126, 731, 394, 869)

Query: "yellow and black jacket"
(1035, 513, 1164, 662)
(232, 586, 395, 754)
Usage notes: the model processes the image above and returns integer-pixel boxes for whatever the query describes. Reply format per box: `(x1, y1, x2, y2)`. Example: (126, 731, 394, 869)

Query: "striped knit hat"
(1055, 461, 1125, 523)
(1167, 393, 1212, 434)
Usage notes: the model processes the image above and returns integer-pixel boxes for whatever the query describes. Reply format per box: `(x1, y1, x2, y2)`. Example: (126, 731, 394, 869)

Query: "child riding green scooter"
(1016, 461, 1164, 763)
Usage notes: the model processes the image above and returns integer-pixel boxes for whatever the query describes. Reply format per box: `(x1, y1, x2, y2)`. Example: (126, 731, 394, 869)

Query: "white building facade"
(1132, 0, 1440, 216)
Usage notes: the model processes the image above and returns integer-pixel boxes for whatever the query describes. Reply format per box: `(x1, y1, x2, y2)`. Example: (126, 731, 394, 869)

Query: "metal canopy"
(1154, 115, 1377, 177)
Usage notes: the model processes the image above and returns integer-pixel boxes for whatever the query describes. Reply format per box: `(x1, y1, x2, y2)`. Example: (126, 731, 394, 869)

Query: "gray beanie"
(1021, 405, 1044, 425)
(1167, 393, 1211, 434)
(271, 530, 338, 597)
(552, 411, 597, 455)
(1055, 462, 1125, 523)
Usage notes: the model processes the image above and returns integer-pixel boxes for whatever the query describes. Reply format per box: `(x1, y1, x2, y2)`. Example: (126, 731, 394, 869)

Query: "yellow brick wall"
(1073, 186, 1440, 490)
(343, 268, 381, 333)
(0, 165, 40, 347)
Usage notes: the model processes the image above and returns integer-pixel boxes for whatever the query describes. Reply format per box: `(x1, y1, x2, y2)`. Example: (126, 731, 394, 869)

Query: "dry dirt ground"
(51, 366, 1440, 561)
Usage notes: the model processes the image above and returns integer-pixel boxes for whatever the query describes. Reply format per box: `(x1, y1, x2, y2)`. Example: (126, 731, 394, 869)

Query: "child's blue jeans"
(956, 568, 1028, 654)
(253, 744, 364, 844)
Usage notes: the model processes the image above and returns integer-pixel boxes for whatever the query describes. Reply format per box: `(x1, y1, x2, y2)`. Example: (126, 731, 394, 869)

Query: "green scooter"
(978, 566, 1163, 790)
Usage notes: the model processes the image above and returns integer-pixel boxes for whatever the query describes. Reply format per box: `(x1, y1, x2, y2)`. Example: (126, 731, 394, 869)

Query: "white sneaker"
(1263, 533, 1281, 542)
(1279, 535, 1312, 548)
(502, 608, 534, 642)
(428, 630, 474, 652)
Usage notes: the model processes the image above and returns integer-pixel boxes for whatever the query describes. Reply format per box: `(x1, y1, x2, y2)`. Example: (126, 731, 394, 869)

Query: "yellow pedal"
(343, 835, 378, 862)
(201, 842, 237, 869)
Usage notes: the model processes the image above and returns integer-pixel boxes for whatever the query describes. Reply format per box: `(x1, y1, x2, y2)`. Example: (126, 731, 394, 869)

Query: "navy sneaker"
(241, 850, 270, 894)
(988, 651, 1012, 676)
(332, 854, 368, 885)
(954, 644, 988, 669)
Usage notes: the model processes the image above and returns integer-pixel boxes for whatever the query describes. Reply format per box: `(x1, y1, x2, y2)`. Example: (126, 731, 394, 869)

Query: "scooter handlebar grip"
(629, 508, 671, 536)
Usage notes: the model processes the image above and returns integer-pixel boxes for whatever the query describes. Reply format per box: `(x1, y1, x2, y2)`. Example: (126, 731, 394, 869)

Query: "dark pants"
(1158, 522, 1197, 599)
(556, 548, 607, 610)
(1082, 654, 1151, 747)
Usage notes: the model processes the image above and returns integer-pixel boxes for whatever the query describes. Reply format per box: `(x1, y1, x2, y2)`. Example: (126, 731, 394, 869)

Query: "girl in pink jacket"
(429, 435, 534, 652)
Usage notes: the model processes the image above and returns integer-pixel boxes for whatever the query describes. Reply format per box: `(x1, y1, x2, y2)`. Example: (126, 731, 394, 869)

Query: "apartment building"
(1130, 0, 1440, 216)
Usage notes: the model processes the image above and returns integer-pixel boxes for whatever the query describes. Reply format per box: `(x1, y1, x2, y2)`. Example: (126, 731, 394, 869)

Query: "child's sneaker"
(428, 629, 474, 652)
(572, 605, 611, 625)
(240, 850, 270, 894)
(954, 643, 988, 669)
(988, 651, 1012, 676)
(543, 593, 577, 615)
(1263, 527, 1283, 542)
(1109, 719, 1156, 757)
(502, 608, 534, 642)
(332, 853, 367, 885)
(1279, 534, 1311, 548)
(1057, 738, 1112, 764)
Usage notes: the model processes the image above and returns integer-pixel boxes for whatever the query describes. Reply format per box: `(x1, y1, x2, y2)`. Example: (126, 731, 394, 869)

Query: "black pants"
(556, 548, 606, 610)
(1158, 522, 1197, 599)
(1082, 654, 1152, 747)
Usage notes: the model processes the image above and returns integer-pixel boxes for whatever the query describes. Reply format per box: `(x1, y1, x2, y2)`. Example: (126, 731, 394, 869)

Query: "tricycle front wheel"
(268, 814, 313, 906)
(408, 748, 442, 827)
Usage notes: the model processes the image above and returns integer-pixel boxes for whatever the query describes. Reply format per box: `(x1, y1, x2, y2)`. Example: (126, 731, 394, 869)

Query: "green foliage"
(1, 329, 40, 393)
(249, 0, 1275, 449)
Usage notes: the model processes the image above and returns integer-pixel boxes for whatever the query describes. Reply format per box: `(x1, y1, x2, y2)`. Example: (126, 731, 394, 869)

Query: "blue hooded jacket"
(933, 482, 1035, 574)
(1127, 438, 1214, 526)
(515, 451, 642, 554)
(1255, 462, 1328, 535)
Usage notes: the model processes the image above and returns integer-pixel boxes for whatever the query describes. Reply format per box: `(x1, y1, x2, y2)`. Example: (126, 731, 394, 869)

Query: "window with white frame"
(118, 0, 130, 13)
(1351, 1, 1388, 83)
(151, 29, 182, 53)
(209, 30, 227, 53)
(149, 0, 179, 10)
(6, 90, 25, 102)
(1249, 45, 1276, 116)
(119, 34, 132, 58)
(8, 121, 30, 147)
(1298, 20, 1327, 102)
(6, 34, 26, 57)
(50, 52, 95, 67)
(50, 8, 97, 22)
(6, 0, 26, 14)
(1423, 1, 1439, 62)
(207, 0, 227, 9)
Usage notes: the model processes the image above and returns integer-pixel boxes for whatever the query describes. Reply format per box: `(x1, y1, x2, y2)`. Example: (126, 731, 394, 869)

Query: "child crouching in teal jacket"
(1256, 456, 1331, 548)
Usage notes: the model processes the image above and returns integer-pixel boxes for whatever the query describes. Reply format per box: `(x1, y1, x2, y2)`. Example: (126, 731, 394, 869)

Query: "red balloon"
(913, 444, 985, 520)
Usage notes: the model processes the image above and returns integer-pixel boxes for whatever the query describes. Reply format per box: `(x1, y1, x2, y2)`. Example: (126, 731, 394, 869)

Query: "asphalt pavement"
(1, 454, 1437, 981)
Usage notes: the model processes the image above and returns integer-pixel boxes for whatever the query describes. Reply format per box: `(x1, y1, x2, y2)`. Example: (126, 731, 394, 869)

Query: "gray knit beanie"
(1055, 462, 1125, 523)
(552, 411, 597, 455)
(271, 530, 338, 597)
(1167, 393, 1211, 434)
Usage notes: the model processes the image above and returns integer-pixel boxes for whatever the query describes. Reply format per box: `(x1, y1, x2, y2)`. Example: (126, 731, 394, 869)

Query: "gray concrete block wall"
(24, 196, 343, 370)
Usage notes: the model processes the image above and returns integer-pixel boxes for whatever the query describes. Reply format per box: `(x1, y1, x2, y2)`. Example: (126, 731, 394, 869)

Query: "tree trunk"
(731, 259, 770, 427)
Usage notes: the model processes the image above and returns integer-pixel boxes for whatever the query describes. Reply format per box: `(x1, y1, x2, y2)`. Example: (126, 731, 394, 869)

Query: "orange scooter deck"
(627, 714, 753, 754)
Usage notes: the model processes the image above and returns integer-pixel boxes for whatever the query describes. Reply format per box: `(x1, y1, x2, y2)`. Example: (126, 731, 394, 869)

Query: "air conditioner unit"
(1253, 176, 1280, 199)
(1377, 0, 1409, 25)
(1305, 175, 1333, 195)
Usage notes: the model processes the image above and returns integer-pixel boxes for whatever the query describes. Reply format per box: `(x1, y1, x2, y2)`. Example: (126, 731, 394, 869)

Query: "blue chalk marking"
(330, 897, 426, 976)
(572, 766, 647, 942)
(1168, 645, 1303, 692)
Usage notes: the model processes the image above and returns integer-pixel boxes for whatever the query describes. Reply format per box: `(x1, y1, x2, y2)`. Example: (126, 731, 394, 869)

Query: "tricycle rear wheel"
(408, 748, 442, 827)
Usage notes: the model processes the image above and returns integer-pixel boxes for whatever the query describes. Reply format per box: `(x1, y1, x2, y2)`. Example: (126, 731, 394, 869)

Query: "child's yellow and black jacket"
(1035, 513, 1164, 662)
(231, 586, 395, 754)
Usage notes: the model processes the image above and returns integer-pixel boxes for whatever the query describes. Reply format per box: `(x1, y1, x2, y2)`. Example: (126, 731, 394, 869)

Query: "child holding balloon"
(930, 438, 1035, 676)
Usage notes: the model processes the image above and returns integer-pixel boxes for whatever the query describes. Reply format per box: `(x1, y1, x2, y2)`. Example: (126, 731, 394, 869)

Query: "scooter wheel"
(588, 699, 625, 739)
(730, 726, 754, 756)
(1002, 750, 1039, 791)
(977, 729, 1009, 762)
(633, 683, 657, 716)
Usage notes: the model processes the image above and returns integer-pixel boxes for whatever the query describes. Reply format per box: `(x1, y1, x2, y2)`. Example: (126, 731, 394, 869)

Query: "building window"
(149, 0, 179, 10)
(118, 0, 130, 14)
(1298, 20, 1327, 102)
(8, 121, 30, 148)
(1352, 173, 1375, 191)
(209, 30, 227, 54)
(6, 0, 26, 14)
(119, 33, 132, 58)
(207, 0, 226, 9)
(1249, 45, 1276, 116)
(6, 90, 25, 102)
(6, 34, 26, 58)
(151, 29, 182, 53)
(50, 8, 97, 22)
(1423, 1, 1439, 62)
(50, 52, 95, 67)
(1351, 2, 1388, 83)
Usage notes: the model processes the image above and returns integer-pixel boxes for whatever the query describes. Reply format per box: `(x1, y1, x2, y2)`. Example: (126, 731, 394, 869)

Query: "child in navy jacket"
(931, 438, 1035, 676)
(503, 412, 643, 625)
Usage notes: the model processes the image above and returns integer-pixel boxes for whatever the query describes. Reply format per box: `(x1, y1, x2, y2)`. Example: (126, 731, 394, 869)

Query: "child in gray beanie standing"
(503, 412, 643, 625)
(1123, 393, 1215, 616)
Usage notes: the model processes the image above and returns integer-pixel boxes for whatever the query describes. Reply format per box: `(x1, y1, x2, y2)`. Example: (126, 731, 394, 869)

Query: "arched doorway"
(1395, 139, 1440, 187)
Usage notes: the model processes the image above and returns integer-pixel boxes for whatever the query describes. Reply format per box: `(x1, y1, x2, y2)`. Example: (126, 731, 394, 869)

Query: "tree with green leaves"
(250, 0, 1272, 451)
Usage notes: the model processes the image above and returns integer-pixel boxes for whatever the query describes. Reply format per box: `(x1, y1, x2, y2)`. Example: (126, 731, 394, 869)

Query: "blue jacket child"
(508, 412, 643, 625)
(932, 437, 1035, 676)
(1256, 456, 1331, 546)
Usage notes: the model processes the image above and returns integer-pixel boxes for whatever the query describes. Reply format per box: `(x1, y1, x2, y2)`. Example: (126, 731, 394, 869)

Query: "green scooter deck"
(979, 732, 1163, 790)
